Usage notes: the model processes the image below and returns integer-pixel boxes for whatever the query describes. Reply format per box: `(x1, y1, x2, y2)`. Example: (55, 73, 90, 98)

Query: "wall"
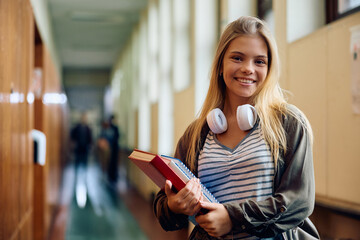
(0, 0, 34, 239)
(0, 0, 68, 239)
(173, 85, 195, 146)
(288, 11, 360, 239)
(288, 12, 360, 205)
(34, 45, 68, 239)
(29, 0, 61, 77)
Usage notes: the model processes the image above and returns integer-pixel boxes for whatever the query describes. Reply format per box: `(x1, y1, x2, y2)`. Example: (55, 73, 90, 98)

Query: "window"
(326, 0, 360, 23)
(173, 0, 191, 92)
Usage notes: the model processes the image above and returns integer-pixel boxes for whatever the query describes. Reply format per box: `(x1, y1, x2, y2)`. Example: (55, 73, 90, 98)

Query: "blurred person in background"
(71, 112, 93, 171)
(96, 119, 111, 177)
(107, 114, 120, 186)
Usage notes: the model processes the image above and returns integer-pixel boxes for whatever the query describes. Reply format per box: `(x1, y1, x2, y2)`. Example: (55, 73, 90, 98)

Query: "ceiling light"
(70, 11, 125, 23)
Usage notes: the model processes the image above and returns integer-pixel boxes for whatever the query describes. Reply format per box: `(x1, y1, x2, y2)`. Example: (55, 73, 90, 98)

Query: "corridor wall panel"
(288, 12, 360, 207)
(33, 43, 67, 240)
(0, 0, 67, 239)
(20, 0, 35, 233)
(173, 85, 195, 146)
(288, 28, 328, 196)
(0, 0, 34, 239)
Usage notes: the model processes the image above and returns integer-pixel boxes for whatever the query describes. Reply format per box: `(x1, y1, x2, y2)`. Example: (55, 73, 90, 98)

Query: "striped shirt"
(198, 123, 275, 240)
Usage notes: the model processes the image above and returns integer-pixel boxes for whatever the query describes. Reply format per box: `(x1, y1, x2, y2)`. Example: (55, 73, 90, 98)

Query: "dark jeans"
(75, 151, 88, 169)
(107, 148, 118, 183)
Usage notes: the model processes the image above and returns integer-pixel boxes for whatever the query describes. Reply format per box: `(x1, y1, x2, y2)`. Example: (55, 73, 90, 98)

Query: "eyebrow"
(230, 51, 268, 58)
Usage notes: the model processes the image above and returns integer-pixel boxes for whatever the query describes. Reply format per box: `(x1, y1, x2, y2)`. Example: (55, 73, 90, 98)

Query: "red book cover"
(128, 149, 186, 191)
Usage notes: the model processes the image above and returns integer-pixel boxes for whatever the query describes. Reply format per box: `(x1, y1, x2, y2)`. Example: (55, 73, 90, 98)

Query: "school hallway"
(1, 0, 360, 239)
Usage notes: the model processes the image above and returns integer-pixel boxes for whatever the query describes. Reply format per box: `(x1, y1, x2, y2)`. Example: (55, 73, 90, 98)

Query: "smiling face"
(221, 34, 269, 104)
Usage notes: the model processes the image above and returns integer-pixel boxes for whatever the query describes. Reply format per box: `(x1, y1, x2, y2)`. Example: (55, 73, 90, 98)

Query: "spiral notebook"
(161, 155, 218, 204)
(129, 149, 218, 225)
(161, 155, 219, 225)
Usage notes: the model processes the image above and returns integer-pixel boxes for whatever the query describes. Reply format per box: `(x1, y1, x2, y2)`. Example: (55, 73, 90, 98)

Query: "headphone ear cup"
(236, 104, 258, 131)
(206, 108, 228, 134)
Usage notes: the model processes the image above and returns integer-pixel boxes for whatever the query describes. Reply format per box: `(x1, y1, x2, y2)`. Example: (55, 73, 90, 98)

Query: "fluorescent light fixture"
(10, 92, 24, 104)
(27, 92, 35, 104)
(42, 93, 67, 104)
(71, 11, 125, 23)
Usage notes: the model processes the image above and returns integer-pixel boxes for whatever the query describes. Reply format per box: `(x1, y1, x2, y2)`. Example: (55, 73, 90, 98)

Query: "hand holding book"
(195, 201, 233, 237)
(165, 178, 203, 217)
(128, 149, 218, 225)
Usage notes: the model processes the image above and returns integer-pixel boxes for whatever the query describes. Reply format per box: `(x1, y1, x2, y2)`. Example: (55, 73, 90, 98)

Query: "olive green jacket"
(154, 105, 320, 239)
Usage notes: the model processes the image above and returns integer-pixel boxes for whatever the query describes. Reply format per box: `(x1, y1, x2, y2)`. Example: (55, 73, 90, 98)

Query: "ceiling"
(48, 0, 148, 70)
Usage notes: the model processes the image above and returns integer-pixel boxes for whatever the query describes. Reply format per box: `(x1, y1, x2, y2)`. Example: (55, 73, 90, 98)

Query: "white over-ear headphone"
(206, 104, 258, 134)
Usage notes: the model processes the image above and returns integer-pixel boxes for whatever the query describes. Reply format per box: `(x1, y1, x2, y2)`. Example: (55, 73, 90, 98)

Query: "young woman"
(153, 16, 319, 240)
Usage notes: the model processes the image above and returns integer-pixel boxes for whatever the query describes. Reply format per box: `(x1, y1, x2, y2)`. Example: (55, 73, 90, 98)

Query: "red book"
(128, 149, 186, 191)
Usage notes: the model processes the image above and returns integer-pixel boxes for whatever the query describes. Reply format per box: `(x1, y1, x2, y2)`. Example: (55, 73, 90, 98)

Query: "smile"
(235, 78, 256, 84)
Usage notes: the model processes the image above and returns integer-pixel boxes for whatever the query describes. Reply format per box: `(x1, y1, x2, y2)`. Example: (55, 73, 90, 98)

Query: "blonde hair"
(186, 16, 312, 172)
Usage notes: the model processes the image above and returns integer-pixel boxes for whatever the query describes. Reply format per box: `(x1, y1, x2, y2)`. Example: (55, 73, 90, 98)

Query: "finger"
(164, 180, 173, 197)
(200, 201, 218, 211)
(181, 178, 197, 200)
(193, 178, 201, 197)
(187, 179, 201, 201)
(198, 186, 204, 202)
(190, 184, 205, 215)
(195, 212, 209, 224)
(192, 203, 203, 215)
(207, 231, 219, 238)
(190, 180, 203, 208)
(188, 197, 202, 216)
(197, 179, 204, 200)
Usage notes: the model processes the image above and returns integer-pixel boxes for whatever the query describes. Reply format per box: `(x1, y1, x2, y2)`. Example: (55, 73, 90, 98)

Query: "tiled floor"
(53, 158, 188, 240)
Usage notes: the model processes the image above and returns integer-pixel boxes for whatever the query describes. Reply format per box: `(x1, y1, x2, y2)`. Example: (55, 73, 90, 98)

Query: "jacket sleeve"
(223, 108, 316, 237)
(153, 124, 194, 231)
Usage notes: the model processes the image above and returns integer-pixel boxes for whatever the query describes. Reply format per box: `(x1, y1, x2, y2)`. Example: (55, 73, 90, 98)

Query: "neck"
(223, 93, 250, 117)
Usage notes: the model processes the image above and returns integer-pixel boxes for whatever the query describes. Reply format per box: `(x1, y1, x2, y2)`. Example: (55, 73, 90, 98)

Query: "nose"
(240, 61, 254, 75)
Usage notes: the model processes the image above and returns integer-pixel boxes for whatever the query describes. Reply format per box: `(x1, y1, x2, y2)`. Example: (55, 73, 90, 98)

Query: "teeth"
(238, 79, 254, 83)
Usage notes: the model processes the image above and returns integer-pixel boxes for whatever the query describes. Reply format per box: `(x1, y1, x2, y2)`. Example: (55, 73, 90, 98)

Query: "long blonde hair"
(186, 16, 312, 172)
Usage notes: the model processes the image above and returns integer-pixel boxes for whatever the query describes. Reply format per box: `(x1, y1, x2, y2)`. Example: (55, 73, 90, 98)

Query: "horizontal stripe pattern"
(198, 125, 275, 240)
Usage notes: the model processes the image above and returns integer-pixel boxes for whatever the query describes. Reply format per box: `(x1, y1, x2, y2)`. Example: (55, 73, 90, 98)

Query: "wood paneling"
(311, 203, 360, 239)
(20, 0, 35, 226)
(0, 0, 68, 239)
(43, 47, 62, 226)
(0, 0, 34, 240)
(20, 214, 33, 240)
(34, 42, 68, 239)
(33, 164, 46, 240)
(33, 42, 68, 240)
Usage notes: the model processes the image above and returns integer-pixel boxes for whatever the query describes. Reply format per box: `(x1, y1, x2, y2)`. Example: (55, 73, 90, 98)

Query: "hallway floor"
(52, 157, 188, 240)
(65, 163, 147, 240)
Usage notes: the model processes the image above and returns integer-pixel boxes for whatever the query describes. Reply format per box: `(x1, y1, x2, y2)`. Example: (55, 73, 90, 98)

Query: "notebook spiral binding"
(162, 155, 218, 204)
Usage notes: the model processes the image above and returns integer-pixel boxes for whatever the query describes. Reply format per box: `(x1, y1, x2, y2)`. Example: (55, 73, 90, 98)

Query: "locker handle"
(31, 129, 46, 166)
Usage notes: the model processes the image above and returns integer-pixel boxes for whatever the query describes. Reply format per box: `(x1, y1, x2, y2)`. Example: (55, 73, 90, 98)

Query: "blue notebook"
(161, 155, 218, 225)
